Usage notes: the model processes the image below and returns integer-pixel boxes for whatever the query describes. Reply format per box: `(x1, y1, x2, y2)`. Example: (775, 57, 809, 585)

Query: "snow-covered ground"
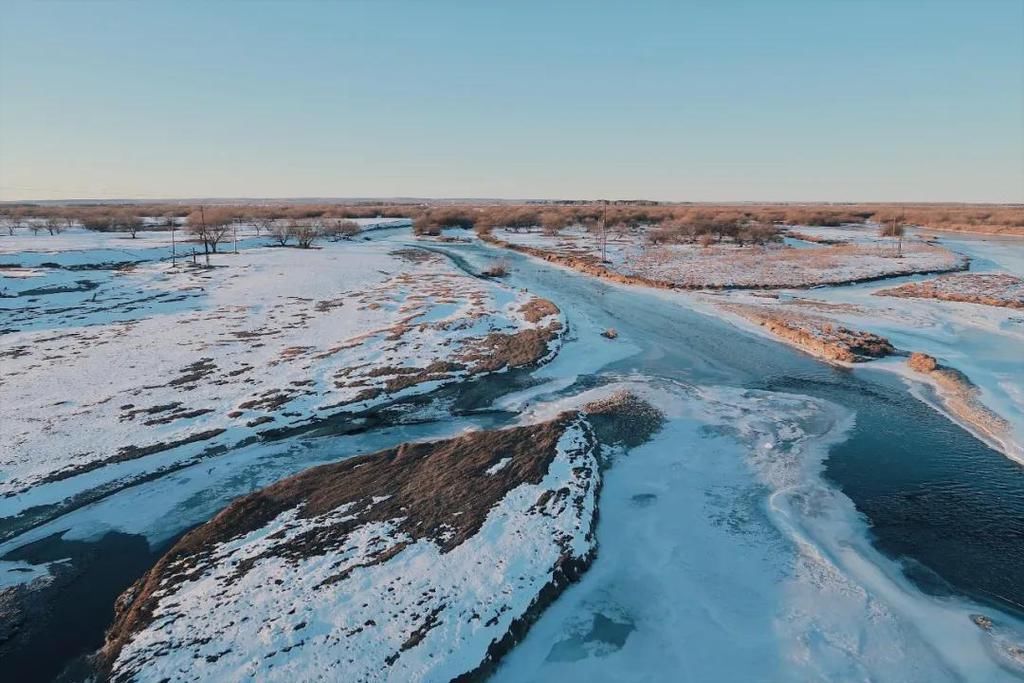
(878, 272, 1024, 309)
(3, 223, 1023, 682)
(490, 225, 965, 288)
(0, 227, 562, 528)
(104, 416, 599, 681)
(694, 227, 1024, 464)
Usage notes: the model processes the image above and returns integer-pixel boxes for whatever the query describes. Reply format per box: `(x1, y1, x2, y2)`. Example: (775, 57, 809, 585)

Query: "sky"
(1, 0, 1022, 203)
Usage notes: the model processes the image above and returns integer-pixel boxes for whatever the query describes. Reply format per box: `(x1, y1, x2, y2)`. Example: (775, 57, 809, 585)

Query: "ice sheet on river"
(496, 380, 1024, 682)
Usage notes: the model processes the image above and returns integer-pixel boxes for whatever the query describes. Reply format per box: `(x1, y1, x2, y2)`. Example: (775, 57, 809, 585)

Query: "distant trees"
(644, 215, 779, 247)
(0, 209, 14, 236)
(413, 208, 475, 236)
(540, 211, 569, 235)
(118, 213, 144, 239)
(80, 213, 114, 231)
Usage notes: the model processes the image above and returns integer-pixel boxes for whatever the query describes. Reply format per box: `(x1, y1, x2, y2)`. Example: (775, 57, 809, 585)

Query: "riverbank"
(3, 228, 1023, 682)
(475, 227, 1019, 462)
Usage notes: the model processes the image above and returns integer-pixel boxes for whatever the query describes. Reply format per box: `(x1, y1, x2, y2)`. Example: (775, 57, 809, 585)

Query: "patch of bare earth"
(877, 273, 1024, 309)
(723, 303, 894, 363)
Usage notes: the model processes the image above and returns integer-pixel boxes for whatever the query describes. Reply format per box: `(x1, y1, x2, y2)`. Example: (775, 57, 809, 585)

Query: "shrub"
(481, 259, 510, 277)
(414, 208, 474, 235)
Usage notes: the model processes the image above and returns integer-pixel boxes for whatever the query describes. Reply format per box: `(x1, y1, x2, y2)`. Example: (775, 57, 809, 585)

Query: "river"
(3, 229, 1023, 681)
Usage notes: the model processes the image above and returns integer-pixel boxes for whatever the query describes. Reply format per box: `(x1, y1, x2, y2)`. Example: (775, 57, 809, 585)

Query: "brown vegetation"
(98, 415, 587, 676)
(906, 353, 1010, 443)
(723, 304, 894, 363)
(518, 298, 559, 323)
(877, 273, 1024, 309)
(582, 390, 664, 447)
(3, 201, 1021, 237)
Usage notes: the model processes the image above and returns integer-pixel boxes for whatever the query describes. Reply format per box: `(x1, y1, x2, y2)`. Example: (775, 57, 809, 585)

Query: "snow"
(0, 231, 563, 521)
(677, 226, 1024, 464)
(3, 224, 1022, 682)
(485, 457, 512, 475)
(493, 380, 1024, 682)
(493, 225, 966, 288)
(110, 418, 599, 681)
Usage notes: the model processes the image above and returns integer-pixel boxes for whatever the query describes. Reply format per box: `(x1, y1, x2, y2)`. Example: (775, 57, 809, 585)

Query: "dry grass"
(4, 201, 1021, 236)
(876, 273, 1024, 309)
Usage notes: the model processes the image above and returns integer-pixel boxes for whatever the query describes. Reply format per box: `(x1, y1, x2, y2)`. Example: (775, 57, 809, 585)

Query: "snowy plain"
(2, 222, 1023, 681)
(1, 224, 562, 525)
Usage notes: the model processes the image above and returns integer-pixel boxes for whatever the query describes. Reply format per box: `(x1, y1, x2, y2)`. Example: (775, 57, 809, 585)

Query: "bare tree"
(187, 207, 232, 255)
(293, 219, 321, 248)
(254, 217, 275, 237)
(44, 217, 64, 235)
(271, 220, 293, 246)
(8, 208, 32, 236)
(879, 217, 905, 257)
(123, 215, 144, 239)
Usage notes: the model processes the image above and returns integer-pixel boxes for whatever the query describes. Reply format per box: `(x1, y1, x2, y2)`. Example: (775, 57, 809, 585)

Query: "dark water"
(0, 531, 179, 683)
(483, 242, 1024, 617)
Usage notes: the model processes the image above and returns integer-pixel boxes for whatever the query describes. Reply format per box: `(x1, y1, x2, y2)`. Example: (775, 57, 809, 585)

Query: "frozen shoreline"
(3, 227, 1023, 681)
(493, 380, 1024, 681)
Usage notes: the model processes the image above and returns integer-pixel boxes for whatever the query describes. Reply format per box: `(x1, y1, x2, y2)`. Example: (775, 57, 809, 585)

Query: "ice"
(495, 380, 1024, 682)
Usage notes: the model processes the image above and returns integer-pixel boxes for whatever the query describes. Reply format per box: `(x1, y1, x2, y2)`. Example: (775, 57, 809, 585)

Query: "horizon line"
(2, 196, 1022, 207)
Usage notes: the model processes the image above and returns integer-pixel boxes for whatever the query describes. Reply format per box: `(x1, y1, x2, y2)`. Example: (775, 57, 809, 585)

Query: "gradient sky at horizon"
(1, 0, 1022, 203)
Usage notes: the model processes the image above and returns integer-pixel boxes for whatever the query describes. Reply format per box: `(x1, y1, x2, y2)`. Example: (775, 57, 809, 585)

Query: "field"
(0, 223, 563, 535)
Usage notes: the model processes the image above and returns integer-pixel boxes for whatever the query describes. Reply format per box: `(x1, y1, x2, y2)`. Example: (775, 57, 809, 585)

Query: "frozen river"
(3, 228, 1023, 681)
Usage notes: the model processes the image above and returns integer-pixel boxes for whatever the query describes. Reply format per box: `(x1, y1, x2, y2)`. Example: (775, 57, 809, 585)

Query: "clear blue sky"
(1, 0, 1022, 202)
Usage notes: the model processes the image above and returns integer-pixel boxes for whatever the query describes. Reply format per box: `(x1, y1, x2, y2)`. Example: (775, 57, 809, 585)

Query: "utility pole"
(600, 199, 609, 263)
(200, 205, 210, 267)
(233, 218, 238, 254)
(170, 219, 176, 266)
